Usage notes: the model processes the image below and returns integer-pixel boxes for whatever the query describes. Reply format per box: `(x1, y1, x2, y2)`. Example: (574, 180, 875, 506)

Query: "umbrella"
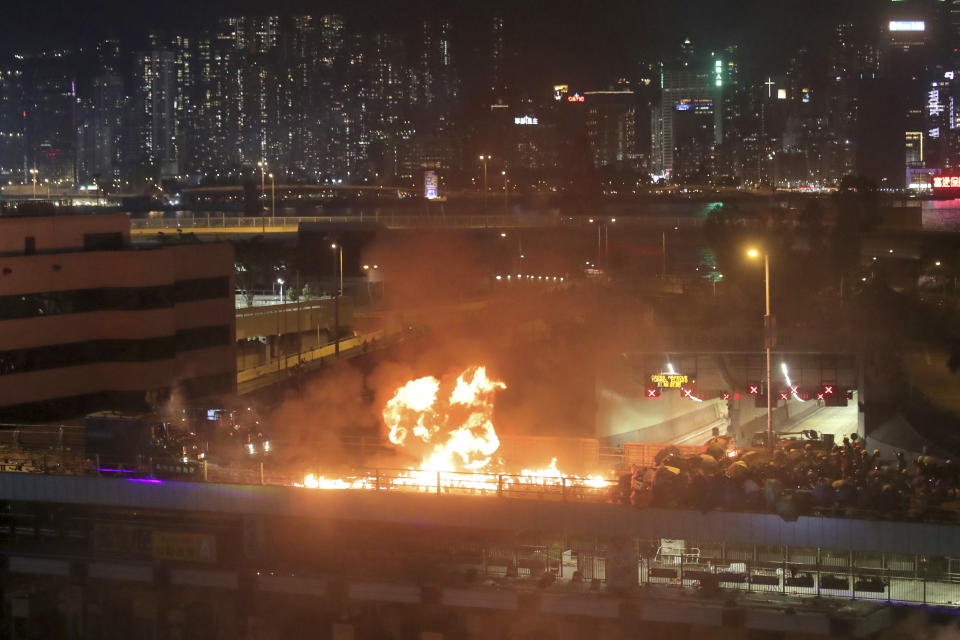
(655, 465, 681, 480)
(699, 454, 719, 473)
(705, 442, 726, 460)
(741, 450, 769, 468)
(655, 445, 682, 466)
(726, 461, 748, 479)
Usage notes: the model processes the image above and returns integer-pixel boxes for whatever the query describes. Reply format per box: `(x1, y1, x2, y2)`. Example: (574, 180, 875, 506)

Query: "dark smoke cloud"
(268, 226, 661, 470)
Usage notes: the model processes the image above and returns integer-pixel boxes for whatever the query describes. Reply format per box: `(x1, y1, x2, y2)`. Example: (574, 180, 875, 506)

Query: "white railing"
(130, 213, 568, 231)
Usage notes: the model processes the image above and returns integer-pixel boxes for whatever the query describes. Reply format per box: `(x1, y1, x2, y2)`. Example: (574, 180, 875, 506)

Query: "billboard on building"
(889, 21, 925, 32)
(424, 170, 438, 199)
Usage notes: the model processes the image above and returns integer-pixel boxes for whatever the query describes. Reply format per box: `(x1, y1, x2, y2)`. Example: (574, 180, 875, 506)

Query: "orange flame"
(298, 365, 611, 495)
(384, 366, 505, 471)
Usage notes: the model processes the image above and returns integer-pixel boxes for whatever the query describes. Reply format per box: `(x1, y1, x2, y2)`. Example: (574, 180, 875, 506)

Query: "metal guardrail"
(129, 214, 565, 231)
(234, 298, 337, 320)
(128, 213, 712, 232)
(236, 330, 386, 384)
(638, 557, 960, 607)
(288, 467, 614, 502)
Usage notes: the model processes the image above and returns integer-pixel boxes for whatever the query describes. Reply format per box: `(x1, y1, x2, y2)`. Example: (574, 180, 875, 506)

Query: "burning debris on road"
(298, 366, 610, 495)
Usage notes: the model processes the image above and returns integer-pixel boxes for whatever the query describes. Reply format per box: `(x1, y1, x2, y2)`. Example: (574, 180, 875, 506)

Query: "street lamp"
(268, 173, 275, 218)
(479, 155, 490, 210)
(29, 168, 37, 200)
(747, 247, 773, 449)
(330, 242, 343, 357)
(257, 161, 267, 210)
(502, 170, 509, 213)
(277, 277, 285, 302)
(330, 243, 343, 295)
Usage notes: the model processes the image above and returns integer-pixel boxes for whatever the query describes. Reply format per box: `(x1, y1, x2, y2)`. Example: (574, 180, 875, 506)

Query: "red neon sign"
(567, 94, 584, 103)
(933, 176, 960, 188)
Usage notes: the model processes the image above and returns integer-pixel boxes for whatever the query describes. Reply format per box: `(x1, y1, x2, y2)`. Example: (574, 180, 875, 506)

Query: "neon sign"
(933, 176, 960, 189)
(567, 93, 584, 103)
(929, 89, 944, 117)
(889, 21, 925, 32)
(514, 115, 538, 125)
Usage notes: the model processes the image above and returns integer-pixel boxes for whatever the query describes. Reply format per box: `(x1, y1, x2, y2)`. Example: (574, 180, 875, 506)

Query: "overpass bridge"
(127, 212, 704, 237)
(0, 464, 956, 637)
(129, 213, 568, 237)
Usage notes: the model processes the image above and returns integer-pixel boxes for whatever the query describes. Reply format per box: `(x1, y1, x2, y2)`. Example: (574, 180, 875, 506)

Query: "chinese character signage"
(933, 176, 960, 189)
(649, 373, 689, 389)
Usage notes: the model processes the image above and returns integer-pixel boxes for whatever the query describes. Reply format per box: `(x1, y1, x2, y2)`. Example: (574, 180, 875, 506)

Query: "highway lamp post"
(257, 161, 266, 211)
(331, 243, 343, 356)
(277, 277, 285, 302)
(662, 231, 667, 278)
(502, 170, 509, 214)
(479, 155, 490, 211)
(269, 173, 275, 218)
(29, 168, 37, 200)
(748, 248, 774, 449)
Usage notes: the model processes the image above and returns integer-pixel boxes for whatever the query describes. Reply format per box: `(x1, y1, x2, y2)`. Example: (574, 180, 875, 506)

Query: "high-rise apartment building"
(21, 51, 78, 185)
(136, 44, 178, 180)
(651, 50, 723, 182)
(583, 88, 639, 171)
(0, 66, 25, 182)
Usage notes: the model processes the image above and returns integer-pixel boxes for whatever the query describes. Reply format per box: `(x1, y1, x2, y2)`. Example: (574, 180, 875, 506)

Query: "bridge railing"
(130, 213, 573, 231)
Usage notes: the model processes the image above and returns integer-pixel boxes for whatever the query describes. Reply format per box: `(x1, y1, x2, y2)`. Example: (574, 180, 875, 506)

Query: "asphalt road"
(783, 393, 859, 441)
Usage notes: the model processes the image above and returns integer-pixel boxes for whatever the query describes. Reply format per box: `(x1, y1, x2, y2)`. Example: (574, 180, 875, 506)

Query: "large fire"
(298, 366, 610, 496)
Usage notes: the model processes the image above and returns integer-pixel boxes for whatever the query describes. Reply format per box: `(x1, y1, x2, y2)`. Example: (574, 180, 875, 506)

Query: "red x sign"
(721, 393, 731, 400)
(823, 386, 834, 395)
(779, 392, 789, 400)
(789, 385, 799, 395)
(749, 385, 759, 395)
(817, 393, 825, 400)
(682, 388, 694, 398)
(646, 389, 659, 398)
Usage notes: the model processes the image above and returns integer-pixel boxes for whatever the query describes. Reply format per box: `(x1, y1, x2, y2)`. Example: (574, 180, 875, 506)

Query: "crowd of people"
(615, 431, 960, 522)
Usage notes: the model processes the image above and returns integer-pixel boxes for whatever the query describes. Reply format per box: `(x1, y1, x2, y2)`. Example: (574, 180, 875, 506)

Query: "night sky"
(2, 0, 879, 79)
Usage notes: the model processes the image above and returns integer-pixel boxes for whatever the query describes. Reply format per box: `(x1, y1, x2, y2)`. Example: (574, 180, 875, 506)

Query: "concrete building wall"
(0, 214, 235, 418)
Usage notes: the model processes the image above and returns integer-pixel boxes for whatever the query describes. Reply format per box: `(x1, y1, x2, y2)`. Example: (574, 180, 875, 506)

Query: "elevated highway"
(1, 472, 956, 559)
(129, 213, 569, 237)
(0, 471, 956, 637)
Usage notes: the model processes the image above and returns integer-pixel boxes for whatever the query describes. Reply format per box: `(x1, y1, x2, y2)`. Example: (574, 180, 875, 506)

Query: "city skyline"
(0, 0, 957, 194)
